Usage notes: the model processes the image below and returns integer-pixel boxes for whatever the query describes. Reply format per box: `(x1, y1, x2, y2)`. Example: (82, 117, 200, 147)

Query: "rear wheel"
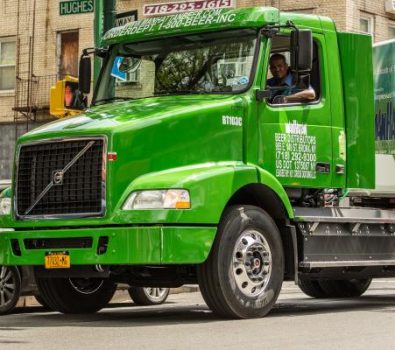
(298, 277, 328, 298)
(198, 205, 284, 319)
(318, 279, 372, 298)
(129, 287, 170, 305)
(36, 277, 117, 314)
(0, 266, 21, 315)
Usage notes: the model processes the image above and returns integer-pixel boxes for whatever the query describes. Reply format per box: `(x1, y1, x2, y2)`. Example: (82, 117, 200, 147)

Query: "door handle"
(316, 162, 330, 174)
(335, 164, 345, 174)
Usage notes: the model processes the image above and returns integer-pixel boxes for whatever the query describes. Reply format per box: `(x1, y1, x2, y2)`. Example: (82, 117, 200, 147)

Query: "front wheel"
(0, 266, 21, 315)
(33, 293, 51, 310)
(198, 205, 284, 319)
(129, 287, 170, 305)
(36, 277, 117, 314)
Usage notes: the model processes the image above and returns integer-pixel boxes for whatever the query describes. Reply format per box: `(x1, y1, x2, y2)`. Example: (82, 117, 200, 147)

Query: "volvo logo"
(52, 170, 64, 185)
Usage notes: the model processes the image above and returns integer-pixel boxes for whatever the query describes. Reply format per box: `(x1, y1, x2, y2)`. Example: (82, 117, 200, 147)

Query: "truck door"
(257, 34, 334, 189)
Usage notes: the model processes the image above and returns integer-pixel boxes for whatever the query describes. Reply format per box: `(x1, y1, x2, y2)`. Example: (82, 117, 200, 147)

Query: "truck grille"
(16, 138, 105, 218)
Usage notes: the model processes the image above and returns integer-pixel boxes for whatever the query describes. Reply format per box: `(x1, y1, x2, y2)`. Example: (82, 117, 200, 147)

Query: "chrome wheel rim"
(69, 278, 104, 295)
(143, 288, 168, 301)
(0, 266, 17, 307)
(232, 229, 272, 297)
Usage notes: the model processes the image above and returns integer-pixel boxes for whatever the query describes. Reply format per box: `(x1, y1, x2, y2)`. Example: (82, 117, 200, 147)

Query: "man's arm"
(284, 87, 316, 103)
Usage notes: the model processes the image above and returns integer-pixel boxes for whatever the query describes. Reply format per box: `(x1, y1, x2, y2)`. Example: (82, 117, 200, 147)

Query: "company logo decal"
(52, 170, 65, 185)
(275, 120, 317, 179)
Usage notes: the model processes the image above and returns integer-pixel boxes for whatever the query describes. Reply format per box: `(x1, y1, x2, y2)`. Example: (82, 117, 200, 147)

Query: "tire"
(36, 277, 117, 314)
(0, 266, 21, 315)
(298, 277, 328, 298)
(318, 279, 372, 298)
(33, 293, 51, 310)
(129, 287, 170, 306)
(198, 205, 284, 319)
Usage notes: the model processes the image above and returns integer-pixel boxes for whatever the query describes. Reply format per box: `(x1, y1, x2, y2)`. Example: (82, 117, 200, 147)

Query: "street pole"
(93, 0, 116, 82)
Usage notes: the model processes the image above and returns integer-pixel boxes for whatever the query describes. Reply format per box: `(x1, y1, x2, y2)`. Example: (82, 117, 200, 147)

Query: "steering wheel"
(271, 95, 287, 104)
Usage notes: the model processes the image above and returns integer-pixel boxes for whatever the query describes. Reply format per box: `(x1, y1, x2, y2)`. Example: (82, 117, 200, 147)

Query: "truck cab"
(0, 7, 394, 318)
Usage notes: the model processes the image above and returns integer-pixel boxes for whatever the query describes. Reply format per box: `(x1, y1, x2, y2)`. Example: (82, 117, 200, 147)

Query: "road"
(1, 280, 395, 349)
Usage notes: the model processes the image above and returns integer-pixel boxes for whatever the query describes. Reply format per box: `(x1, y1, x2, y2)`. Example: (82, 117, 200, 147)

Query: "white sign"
(144, 0, 235, 17)
(275, 121, 317, 179)
(115, 10, 138, 26)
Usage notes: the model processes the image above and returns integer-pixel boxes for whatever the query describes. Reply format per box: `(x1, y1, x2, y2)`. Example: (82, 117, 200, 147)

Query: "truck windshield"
(94, 29, 258, 105)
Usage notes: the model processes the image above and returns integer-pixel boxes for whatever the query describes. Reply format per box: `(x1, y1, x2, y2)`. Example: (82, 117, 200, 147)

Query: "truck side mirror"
(79, 56, 91, 94)
(290, 29, 313, 72)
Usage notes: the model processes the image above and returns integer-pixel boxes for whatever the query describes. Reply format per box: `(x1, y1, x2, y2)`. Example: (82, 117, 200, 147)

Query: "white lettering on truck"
(222, 115, 242, 126)
(275, 120, 317, 179)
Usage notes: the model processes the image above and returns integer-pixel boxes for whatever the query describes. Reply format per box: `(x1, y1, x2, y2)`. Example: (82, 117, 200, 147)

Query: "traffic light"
(50, 76, 86, 118)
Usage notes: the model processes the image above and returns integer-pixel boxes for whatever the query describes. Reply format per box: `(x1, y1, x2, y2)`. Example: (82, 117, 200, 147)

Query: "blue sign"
(111, 57, 127, 81)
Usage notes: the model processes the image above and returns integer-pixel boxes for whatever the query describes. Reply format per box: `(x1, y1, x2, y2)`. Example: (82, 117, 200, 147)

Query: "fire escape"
(12, 0, 56, 131)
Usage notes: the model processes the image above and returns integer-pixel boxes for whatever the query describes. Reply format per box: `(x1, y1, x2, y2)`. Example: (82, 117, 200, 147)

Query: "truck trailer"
(0, 7, 394, 318)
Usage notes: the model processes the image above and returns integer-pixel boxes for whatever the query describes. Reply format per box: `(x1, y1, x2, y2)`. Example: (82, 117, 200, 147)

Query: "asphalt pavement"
(1, 280, 395, 349)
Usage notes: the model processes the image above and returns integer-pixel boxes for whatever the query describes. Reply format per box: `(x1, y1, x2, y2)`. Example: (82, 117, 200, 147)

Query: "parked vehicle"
(0, 266, 41, 315)
(0, 7, 394, 319)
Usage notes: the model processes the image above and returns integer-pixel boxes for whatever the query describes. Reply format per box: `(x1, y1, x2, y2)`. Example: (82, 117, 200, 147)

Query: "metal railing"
(13, 74, 57, 119)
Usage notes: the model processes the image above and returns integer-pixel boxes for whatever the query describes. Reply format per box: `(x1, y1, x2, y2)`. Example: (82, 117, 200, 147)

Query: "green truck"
(1, 7, 395, 318)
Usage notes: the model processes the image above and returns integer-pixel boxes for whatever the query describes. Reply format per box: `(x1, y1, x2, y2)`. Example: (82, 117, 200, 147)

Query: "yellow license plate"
(45, 252, 70, 269)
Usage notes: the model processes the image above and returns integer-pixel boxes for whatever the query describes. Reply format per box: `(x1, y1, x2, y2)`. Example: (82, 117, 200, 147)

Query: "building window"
(360, 14, 374, 37)
(0, 38, 16, 90)
(58, 31, 79, 79)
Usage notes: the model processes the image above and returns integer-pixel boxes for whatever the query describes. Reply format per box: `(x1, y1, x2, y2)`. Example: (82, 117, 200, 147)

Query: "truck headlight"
(123, 189, 190, 210)
(0, 197, 11, 215)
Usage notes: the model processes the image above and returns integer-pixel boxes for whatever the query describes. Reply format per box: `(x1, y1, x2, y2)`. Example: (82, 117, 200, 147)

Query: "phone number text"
(144, 0, 234, 16)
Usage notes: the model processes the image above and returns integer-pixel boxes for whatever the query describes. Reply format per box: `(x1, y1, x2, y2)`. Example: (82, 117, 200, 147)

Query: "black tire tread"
(198, 206, 246, 318)
(298, 277, 328, 298)
(318, 279, 372, 298)
(0, 266, 21, 315)
(36, 277, 116, 314)
(198, 205, 284, 319)
(33, 293, 51, 310)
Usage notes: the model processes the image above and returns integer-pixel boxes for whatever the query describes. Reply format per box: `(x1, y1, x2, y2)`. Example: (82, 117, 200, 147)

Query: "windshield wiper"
(155, 90, 207, 96)
(93, 96, 132, 106)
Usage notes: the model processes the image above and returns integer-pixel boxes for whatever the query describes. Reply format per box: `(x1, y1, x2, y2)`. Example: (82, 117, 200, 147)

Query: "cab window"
(266, 35, 321, 105)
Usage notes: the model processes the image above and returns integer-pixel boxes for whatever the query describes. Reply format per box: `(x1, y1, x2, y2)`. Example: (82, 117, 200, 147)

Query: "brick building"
(0, 0, 394, 179)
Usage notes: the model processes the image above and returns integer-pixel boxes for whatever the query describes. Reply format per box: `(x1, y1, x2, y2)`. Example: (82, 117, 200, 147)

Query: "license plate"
(45, 252, 70, 269)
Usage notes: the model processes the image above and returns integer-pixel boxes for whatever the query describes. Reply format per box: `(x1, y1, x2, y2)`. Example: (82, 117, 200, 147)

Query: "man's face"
(269, 57, 288, 80)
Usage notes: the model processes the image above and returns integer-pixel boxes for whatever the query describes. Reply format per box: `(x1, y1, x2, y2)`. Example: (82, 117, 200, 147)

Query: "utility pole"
(94, 0, 116, 81)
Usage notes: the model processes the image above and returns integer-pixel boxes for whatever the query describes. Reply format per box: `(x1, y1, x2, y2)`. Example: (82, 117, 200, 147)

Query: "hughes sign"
(59, 0, 94, 16)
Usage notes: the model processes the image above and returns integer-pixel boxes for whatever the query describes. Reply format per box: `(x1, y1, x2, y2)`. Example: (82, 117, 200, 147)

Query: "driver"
(267, 53, 315, 104)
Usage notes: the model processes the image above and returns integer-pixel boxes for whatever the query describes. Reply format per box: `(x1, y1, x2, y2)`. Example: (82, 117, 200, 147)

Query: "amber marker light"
(175, 201, 191, 209)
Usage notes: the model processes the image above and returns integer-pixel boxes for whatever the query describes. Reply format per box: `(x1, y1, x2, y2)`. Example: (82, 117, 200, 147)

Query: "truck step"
(300, 259, 395, 269)
(293, 207, 395, 272)
(293, 207, 395, 224)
